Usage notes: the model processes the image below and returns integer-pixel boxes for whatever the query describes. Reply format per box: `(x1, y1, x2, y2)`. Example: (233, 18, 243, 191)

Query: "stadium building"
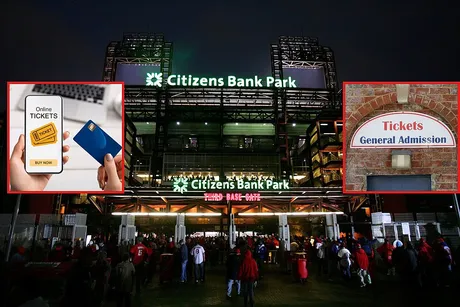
(1, 33, 459, 249)
(100, 33, 355, 241)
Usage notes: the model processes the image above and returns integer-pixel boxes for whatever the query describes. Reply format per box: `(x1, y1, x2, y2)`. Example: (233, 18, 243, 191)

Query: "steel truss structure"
(270, 36, 339, 180)
(271, 36, 338, 90)
(124, 86, 335, 122)
(103, 33, 173, 83)
(103, 33, 342, 189)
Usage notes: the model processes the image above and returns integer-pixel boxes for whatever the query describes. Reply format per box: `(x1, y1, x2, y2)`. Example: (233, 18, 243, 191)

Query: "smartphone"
(24, 95, 63, 174)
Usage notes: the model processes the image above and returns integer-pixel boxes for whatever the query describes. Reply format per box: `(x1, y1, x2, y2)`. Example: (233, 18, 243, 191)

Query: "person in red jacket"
(130, 238, 147, 295)
(353, 244, 371, 287)
(237, 250, 258, 307)
(377, 239, 395, 276)
(417, 238, 434, 287)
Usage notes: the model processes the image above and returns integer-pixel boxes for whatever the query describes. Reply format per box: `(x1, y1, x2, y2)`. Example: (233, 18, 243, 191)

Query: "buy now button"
(30, 159, 58, 166)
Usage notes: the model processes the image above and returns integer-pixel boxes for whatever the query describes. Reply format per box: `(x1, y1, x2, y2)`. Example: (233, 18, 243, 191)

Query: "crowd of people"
(3, 234, 273, 307)
(288, 235, 458, 290)
(2, 233, 459, 307)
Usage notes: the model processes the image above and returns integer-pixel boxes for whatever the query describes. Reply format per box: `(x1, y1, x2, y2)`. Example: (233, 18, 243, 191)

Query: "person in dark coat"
(179, 240, 189, 283)
(226, 248, 241, 298)
(391, 241, 405, 275)
(417, 238, 434, 288)
(254, 240, 266, 279)
(63, 248, 95, 307)
(403, 242, 419, 288)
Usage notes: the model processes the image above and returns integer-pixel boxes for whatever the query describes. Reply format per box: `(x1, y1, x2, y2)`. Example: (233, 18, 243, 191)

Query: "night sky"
(3, 0, 460, 111)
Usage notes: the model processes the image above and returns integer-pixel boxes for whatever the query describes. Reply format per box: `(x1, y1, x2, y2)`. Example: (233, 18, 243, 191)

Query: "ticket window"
(367, 175, 431, 191)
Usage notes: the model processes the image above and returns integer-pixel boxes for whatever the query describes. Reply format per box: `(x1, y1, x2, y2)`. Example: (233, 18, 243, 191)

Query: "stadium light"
(184, 213, 221, 217)
(111, 212, 221, 217)
(237, 212, 344, 216)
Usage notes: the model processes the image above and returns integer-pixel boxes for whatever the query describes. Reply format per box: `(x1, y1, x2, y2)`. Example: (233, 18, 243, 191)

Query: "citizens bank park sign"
(350, 112, 456, 149)
(172, 178, 290, 194)
(146, 73, 297, 88)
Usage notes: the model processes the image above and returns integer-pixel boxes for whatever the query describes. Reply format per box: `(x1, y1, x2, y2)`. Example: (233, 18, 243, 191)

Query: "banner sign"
(146, 73, 297, 88)
(204, 193, 261, 202)
(173, 178, 289, 194)
(350, 112, 456, 149)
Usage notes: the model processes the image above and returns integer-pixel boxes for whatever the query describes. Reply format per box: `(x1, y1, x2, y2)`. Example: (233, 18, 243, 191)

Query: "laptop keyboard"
(32, 84, 105, 105)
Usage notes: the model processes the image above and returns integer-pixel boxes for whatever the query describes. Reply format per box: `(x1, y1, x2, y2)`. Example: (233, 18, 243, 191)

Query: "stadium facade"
(98, 33, 360, 238)
(2, 33, 459, 246)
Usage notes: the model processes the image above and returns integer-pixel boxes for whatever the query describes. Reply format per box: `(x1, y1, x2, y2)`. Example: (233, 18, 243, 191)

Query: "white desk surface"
(8, 84, 124, 192)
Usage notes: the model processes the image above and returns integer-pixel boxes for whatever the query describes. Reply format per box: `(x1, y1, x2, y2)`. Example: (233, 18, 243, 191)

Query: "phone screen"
(24, 95, 63, 174)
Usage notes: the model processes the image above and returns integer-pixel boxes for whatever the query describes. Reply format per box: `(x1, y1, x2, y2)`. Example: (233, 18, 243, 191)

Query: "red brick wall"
(345, 83, 458, 192)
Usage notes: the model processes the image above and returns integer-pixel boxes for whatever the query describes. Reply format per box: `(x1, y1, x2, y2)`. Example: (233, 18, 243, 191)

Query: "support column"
(118, 214, 136, 245)
(229, 213, 237, 249)
(348, 202, 355, 238)
(333, 213, 340, 239)
(325, 214, 339, 240)
(175, 213, 186, 244)
(278, 213, 290, 272)
(450, 195, 460, 250)
(6, 195, 22, 262)
(278, 214, 290, 251)
(371, 212, 392, 243)
(65, 213, 88, 246)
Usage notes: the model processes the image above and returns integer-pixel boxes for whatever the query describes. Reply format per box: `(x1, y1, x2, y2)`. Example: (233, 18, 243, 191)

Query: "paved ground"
(105, 263, 457, 307)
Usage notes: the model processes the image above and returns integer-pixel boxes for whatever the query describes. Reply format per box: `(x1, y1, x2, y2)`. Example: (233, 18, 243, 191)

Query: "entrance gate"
(371, 212, 460, 249)
(381, 222, 440, 242)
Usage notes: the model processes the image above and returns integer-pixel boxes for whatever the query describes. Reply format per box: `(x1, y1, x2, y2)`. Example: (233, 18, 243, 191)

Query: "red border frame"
(6, 81, 125, 194)
(342, 81, 460, 195)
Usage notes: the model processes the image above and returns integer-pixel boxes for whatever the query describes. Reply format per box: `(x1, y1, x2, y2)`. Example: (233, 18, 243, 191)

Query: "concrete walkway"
(105, 264, 455, 307)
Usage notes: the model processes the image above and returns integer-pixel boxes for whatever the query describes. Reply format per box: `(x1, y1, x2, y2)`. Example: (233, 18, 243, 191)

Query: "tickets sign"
(350, 112, 456, 148)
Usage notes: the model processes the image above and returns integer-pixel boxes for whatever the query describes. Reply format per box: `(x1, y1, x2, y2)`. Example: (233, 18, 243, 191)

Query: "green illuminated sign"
(146, 73, 297, 88)
(172, 178, 290, 194)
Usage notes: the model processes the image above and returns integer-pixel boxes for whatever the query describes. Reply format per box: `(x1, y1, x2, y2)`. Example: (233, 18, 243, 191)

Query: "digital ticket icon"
(30, 122, 58, 147)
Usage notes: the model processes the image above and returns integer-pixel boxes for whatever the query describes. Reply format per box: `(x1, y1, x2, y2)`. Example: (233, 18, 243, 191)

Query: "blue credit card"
(73, 120, 122, 165)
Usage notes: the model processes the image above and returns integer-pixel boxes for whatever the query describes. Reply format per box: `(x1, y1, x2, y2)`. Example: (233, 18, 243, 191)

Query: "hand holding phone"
(9, 132, 70, 192)
(24, 95, 65, 174)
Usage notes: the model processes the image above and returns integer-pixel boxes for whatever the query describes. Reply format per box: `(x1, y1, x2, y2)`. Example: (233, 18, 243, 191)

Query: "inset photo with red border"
(7, 82, 125, 194)
(343, 82, 459, 194)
